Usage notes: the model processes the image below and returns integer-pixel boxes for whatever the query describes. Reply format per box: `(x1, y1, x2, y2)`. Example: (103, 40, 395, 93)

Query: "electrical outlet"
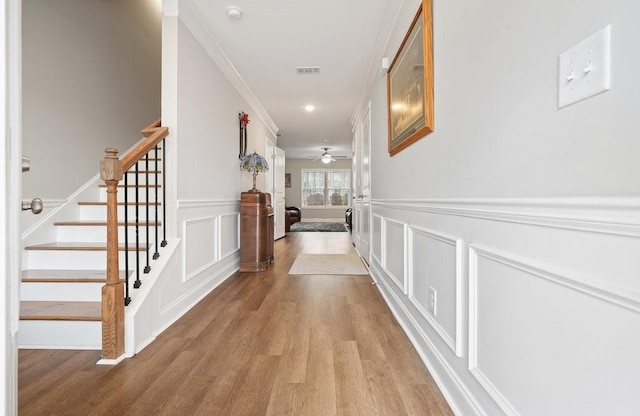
(429, 287, 437, 316)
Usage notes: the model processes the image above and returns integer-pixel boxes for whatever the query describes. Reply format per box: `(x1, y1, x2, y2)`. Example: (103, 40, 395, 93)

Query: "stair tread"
(54, 220, 161, 226)
(25, 242, 148, 251)
(78, 201, 161, 206)
(22, 269, 128, 282)
(20, 301, 102, 321)
(98, 184, 160, 188)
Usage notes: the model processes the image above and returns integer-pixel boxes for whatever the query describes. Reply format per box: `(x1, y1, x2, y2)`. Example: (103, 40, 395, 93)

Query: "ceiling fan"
(318, 147, 335, 164)
(311, 147, 349, 164)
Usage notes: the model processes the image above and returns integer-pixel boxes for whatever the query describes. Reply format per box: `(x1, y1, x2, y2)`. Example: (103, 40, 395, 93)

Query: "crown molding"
(351, 0, 406, 126)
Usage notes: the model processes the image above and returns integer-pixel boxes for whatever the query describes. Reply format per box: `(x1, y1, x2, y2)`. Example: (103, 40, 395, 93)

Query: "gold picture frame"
(387, 0, 434, 156)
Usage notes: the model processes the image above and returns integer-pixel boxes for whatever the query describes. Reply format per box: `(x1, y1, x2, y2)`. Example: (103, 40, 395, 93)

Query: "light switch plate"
(558, 25, 611, 108)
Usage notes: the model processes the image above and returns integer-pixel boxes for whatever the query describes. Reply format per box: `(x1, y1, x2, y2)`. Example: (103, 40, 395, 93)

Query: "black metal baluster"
(153, 145, 160, 259)
(124, 169, 131, 306)
(134, 162, 142, 288)
(161, 139, 167, 247)
(144, 153, 151, 273)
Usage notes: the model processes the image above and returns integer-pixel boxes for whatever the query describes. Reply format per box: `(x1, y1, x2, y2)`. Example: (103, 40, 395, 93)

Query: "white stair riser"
(99, 187, 163, 202)
(79, 205, 161, 221)
(21, 282, 103, 302)
(18, 320, 101, 350)
(124, 173, 161, 185)
(25, 250, 151, 270)
(56, 225, 160, 243)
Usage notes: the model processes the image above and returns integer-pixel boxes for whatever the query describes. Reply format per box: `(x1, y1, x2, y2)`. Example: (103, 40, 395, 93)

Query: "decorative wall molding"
(382, 218, 407, 293)
(470, 244, 640, 315)
(371, 214, 383, 266)
(368, 196, 640, 414)
(408, 226, 464, 357)
(372, 197, 640, 237)
(468, 247, 520, 416)
(178, 4, 279, 137)
(183, 216, 219, 282)
(177, 199, 240, 209)
(468, 244, 640, 415)
(219, 213, 240, 260)
(371, 261, 488, 416)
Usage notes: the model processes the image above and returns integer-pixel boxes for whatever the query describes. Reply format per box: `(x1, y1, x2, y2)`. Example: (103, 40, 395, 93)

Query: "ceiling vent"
(296, 67, 320, 75)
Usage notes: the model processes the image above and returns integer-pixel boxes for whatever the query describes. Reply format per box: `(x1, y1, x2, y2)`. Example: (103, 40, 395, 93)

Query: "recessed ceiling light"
(304, 105, 315, 112)
(226, 6, 243, 19)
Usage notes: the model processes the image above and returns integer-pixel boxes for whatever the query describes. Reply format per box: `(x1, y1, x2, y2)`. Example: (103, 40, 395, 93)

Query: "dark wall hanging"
(239, 111, 250, 159)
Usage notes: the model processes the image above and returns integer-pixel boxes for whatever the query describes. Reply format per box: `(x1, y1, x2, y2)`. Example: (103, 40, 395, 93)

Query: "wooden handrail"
(101, 119, 168, 360)
(140, 118, 162, 137)
(122, 124, 168, 171)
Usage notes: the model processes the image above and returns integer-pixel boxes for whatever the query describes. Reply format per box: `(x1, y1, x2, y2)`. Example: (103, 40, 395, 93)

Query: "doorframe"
(2, 0, 22, 413)
(264, 137, 286, 240)
(353, 101, 372, 262)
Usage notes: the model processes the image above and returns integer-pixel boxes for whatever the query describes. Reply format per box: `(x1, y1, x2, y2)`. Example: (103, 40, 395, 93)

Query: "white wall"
(176, 21, 274, 200)
(140, 16, 277, 341)
(285, 158, 352, 221)
(353, 0, 640, 414)
(369, 0, 640, 199)
(22, 0, 161, 200)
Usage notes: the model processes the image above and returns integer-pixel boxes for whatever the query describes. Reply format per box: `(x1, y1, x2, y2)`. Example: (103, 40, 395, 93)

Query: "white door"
(2, 0, 21, 412)
(272, 147, 286, 239)
(265, 140, 286, 240)
(354, 103, 371, 262)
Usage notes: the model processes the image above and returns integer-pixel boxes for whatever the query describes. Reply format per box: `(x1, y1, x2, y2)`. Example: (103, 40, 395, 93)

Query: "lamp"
(240, 151, 269, 192)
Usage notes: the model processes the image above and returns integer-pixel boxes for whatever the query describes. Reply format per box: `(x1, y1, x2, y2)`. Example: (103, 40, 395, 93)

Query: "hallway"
(19, 232, 452, 415)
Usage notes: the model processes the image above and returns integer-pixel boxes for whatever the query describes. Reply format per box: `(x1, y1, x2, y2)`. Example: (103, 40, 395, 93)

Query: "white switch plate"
(558, 25, 611, 108)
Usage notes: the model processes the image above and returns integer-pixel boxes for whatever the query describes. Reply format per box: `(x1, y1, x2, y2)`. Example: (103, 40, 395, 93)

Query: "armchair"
(285, 206, 301, 223)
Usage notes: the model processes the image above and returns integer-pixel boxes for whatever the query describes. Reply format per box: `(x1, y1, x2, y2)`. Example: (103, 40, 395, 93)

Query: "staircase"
(19, 121, 168, 355)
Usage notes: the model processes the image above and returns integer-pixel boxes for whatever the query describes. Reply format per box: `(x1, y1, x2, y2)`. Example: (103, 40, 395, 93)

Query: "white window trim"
(301, 168, 351, 209)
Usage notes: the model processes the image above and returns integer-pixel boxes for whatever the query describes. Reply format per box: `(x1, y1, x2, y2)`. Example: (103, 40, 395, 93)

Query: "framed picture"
(284, 173, 291, 188)
(387, 0, 434, 156)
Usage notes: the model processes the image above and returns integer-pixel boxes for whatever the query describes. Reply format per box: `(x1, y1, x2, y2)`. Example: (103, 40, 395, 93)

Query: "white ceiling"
(181, 0, 391, 159)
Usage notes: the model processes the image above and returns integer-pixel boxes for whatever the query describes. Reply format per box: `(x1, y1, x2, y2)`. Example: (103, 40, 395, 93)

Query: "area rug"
(290, 222, 348, 232)
(288, 253, 369, 275)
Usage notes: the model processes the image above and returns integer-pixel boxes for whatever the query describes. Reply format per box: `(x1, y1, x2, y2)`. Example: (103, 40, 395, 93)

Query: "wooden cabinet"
(239, 192, 274, 272)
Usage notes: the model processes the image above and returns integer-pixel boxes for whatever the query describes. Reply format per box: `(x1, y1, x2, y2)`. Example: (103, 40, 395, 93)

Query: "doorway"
(353, 102, 371, 261)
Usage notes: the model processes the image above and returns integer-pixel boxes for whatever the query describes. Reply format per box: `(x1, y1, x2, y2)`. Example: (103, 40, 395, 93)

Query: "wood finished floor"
(19, 232, 453, 416)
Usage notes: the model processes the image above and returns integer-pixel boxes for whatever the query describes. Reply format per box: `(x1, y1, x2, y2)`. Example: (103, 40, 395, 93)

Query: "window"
(301, 169, 350, 208)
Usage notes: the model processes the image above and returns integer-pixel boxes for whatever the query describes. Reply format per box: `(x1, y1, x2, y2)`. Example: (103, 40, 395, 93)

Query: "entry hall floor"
(19, 232, 453, 415)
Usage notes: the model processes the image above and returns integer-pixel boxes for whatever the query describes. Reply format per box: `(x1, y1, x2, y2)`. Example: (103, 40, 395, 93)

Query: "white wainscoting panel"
(183, 216, 218, 281)
(368, 197, 640, 416)
(408, 226, 463, 357)
(382, 218, 406, 293)
(220, 213, 240, 260)
(371, 214, 383, 265)
(469, 245, 640, 416)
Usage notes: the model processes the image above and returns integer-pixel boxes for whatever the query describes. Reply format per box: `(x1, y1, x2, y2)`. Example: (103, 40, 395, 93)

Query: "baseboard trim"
(96, 353, 133, 366)
(370, 261, 486, 416)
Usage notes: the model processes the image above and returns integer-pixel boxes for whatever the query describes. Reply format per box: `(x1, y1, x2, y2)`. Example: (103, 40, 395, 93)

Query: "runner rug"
(289, 222, 348, 232)
(288, 253, 369, 275)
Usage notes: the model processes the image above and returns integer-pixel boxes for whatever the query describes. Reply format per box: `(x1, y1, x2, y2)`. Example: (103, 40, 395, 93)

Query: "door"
(354, 102, 371, 261)
(2, 0, 21, 412)
(265, 139, 286, 240)
(272, 147, 286, 239)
